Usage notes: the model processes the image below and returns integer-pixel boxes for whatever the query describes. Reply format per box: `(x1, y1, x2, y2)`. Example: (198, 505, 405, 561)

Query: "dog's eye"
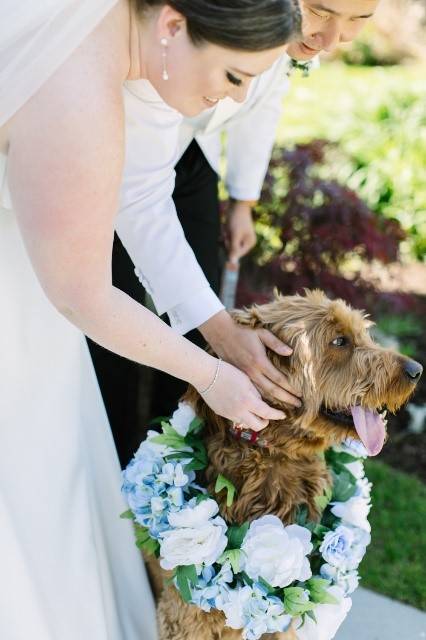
(331, 336, 348, 347)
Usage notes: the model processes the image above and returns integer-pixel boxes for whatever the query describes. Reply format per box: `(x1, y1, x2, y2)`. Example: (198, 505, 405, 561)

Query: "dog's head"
(232, 289, 422, 456)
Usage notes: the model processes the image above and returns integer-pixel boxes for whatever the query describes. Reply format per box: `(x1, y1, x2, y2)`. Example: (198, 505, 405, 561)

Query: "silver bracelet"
(199, 358, 222, 395)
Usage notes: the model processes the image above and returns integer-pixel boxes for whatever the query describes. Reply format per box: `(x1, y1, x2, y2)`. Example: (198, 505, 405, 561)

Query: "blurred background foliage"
(276, 63, 426, 261)
(334, 0, 426, 66)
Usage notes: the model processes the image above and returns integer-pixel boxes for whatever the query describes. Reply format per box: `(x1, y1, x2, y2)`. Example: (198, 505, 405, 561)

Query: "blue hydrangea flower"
(122, 442, 196, 540)
(216, 582, 292, 640)
(157, 462, 193, 487)
(320, 563, 360, 595)
(186, 562, 234, 612)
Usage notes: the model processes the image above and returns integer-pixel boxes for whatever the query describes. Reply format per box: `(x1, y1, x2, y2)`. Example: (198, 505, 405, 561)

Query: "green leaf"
(161, 422, 179, 436)
(175, 565, 198, 603)
(195, 493, 211, 504)
(215, 474, 237, 507)
(331, 470, 357, 503)
(326, 449, 360, 465)
(184, 458, 208, 473)
(283, 587, 316, 615)
(120, 509, 134, 520)
(134, 525, 160, 556)
(314, 485, 333, 512)
(218, 549, 243, 574)
(305, 609, 317, 623)
(136, 536, 159, 556)
(226, 522, 249, 549)
(188, 440, 208, 464)
(150, 433, 187, 450)
(295, 505, 309, 526)
(314, 492, 331, 512)
(240, 571, 254, 587)
(306, 578, 338, 604)
(187, 416, 204, 435)
(306, 577, 330, 590)
(164, 452, 191, 462)
(258, 576, 276, 594)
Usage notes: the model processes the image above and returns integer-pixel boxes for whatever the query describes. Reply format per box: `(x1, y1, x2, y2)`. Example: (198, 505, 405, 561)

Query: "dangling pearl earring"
(160, 38, 169, 81)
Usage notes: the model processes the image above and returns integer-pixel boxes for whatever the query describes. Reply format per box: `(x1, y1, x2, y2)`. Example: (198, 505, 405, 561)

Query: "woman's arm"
(6, 23, 285, 430)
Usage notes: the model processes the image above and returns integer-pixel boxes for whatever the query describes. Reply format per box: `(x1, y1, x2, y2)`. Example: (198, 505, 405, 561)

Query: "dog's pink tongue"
(350, 406, 386, 456)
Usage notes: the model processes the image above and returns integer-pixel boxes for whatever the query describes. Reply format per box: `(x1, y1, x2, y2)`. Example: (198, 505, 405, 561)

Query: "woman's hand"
(193, 358, 287, 431)
(199, 310, 301, 408)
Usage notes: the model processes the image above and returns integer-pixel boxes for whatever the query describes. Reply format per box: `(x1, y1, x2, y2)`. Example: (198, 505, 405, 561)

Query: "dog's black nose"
(403, 359, 423, 382)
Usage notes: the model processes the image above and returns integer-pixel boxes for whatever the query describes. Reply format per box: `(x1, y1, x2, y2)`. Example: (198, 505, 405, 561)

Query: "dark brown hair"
(135, 0, 301, 51)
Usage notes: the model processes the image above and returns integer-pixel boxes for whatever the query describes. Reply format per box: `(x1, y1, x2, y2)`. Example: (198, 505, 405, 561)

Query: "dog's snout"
(403, 359, 423, 383)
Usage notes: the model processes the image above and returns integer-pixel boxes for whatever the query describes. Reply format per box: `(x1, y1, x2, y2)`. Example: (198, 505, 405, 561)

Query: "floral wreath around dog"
(121, 403, 372, 640)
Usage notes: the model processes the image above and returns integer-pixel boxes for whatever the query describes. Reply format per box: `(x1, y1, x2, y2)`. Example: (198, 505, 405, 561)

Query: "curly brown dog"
(148, 290, 423, 640)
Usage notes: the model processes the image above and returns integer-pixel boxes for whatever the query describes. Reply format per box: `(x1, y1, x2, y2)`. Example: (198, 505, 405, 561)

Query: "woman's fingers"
(257, 327, 292, 356)
(255, 328, 301, 403)
(254, 373, 302, 407)
(201, 360, 288, 431)
(251, 396, 287, 421)
(238, 398, 286, 432)
(238, 413, 269, 432)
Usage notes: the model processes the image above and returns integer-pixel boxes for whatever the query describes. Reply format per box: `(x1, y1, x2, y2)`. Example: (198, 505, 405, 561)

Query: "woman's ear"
(156, 4, 186, 41)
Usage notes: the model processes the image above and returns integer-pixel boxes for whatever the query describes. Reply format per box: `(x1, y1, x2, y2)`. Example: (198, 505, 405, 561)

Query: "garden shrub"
(237, 140, 419, 316)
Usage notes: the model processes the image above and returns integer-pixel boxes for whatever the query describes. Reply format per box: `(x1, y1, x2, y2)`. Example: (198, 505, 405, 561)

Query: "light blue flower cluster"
(186, 561, 234, 612)
(216, 582, 292, 640)
(122, 434, 196, 538)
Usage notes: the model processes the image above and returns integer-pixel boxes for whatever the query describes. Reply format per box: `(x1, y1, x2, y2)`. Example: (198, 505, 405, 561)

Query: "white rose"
(331, 496, 371, 532)
(241, 515, 313, 587)
(168, 498, 219, 528)
(319, 526, 355, 570)
(345, 460, 365, 479)
(295, 586, 352, 640)
(170, 402, 196, 436)
(354, 476, 372, 500)
(159, 518, 228, 569)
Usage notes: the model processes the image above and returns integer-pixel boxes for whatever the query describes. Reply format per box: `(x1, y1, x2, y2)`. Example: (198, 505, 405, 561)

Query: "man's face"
(287, 0, 380, 60)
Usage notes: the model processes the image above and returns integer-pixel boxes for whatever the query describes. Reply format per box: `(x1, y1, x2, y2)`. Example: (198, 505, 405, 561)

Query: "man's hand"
(199, 310, 302, 408)
(226, 199, 257, 261)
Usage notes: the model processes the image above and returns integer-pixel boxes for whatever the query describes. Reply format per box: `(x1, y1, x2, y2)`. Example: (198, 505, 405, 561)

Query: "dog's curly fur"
(149, 290, 421, 640)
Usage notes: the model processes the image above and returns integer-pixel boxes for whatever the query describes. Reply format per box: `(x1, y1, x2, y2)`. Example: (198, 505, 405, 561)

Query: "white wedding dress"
(0, 2, 157, 639)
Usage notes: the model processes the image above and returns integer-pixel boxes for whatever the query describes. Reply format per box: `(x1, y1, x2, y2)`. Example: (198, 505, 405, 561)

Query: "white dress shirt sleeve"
(225, 57, 291, 201)
(115, 82, 224, 335)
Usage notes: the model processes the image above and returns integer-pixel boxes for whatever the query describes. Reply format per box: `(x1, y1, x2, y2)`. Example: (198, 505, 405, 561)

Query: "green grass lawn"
(359, 460, 426, 610)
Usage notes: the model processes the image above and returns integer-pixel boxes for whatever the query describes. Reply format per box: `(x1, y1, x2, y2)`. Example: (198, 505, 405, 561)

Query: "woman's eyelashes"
(226, 71, 243, 86)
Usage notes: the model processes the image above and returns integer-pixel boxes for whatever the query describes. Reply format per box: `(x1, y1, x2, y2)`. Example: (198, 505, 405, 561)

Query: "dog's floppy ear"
(230, 307, 261, 328)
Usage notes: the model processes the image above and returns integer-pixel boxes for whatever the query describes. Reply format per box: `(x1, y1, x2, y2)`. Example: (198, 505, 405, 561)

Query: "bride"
(0, 0, 301, 638)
